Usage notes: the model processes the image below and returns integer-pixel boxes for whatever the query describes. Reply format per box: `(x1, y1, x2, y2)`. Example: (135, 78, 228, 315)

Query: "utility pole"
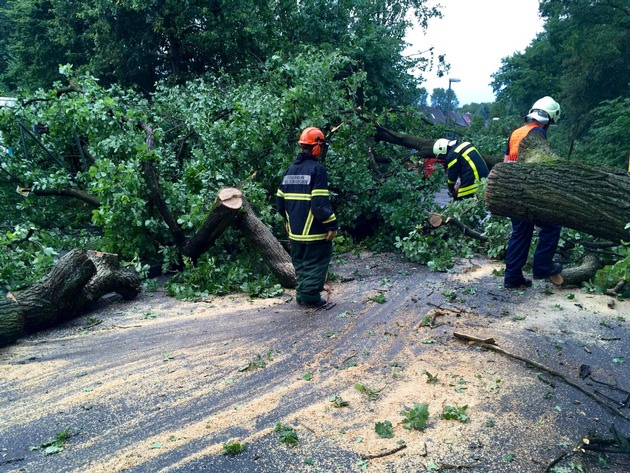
(444, 78, 460, 138)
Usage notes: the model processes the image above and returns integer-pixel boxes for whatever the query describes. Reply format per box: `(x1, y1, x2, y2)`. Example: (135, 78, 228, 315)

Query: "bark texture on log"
(0, 249, 141, 347)
(561, 254, 603, 287)
(486, 161, 630, 243)
(181, 187, 243, 262)
(236, 198, 297, 288)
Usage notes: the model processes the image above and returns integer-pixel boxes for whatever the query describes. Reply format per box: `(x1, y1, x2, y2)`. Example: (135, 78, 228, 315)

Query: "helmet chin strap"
(526, 109, 550, 125)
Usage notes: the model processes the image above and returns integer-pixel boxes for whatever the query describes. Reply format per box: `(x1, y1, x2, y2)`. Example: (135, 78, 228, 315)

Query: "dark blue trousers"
(504, 218, 561, 284)
(291, 240, 332, 304)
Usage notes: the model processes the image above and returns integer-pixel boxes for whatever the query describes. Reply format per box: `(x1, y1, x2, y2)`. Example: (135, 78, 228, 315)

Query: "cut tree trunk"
(427, 212, 488, 242)
(236, 198, 297, 288)
(486, 161, 630, 243)
(0, 249, 141, 347)
(561, 253, 603, 288)
(181, 187, 243, 263)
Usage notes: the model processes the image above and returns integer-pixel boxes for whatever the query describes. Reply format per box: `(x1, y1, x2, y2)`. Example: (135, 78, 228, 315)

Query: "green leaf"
(442, 404, 469, 422)
(375, 420, 394, 439)
(401, 403, 429, 430)
(222, 439, 248, 456)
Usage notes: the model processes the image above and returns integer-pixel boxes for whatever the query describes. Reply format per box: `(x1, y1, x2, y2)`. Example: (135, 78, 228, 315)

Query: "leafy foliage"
(575, 97, 630, 168)
(29, 427, 72, 455)
(1, 0, 441, 107)
(395, 185, 509, 271)
(401, 403, 429, 430)
(374, 420, 395, 438)
(442, 404, 469, 422)
(222, 439, 248, 456)
(274, 422, 298, 446)
(328, 395, 350, 408)
(591, 247, 630, 298)
(354, 383, 381, 401)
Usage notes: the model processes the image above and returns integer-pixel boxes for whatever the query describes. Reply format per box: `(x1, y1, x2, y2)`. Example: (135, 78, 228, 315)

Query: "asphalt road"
(1, 253, 629, 473)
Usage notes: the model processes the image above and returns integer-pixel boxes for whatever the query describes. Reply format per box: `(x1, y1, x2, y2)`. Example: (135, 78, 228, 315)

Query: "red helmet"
(298, 127, 326, 157)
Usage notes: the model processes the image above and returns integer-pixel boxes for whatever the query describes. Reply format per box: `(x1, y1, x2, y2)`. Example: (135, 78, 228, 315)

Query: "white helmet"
(527, 96, 561, 124)
(433, 138, 456, 157)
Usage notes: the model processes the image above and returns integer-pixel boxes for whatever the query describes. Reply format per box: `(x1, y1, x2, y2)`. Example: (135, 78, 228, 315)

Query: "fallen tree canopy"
(0, 249, 141, 347)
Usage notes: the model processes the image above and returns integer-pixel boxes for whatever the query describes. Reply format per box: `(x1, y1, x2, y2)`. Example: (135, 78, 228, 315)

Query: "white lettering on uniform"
(283, 175, 311, 185)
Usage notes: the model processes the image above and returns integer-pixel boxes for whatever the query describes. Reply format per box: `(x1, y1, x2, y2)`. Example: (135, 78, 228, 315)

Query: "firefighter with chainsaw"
(277, 127, 338, 308)
(503, 96, 563, 289)
(433, 139, 489, 200)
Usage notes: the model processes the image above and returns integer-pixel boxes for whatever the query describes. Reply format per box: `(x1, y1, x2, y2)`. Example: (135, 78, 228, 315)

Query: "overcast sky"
(405, 0, 545, 105)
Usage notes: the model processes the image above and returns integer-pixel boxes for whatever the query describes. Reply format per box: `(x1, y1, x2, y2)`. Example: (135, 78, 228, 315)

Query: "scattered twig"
(453, 332, 495, 345)
(339, 353, 357, 366)
(299, 422, 316, 435)
(594, 389, 627, 407)
(0, 457, 25, 467)
(439, 463, 476, 469)
(360, 443, 407, 460)
(544, 450, 574, 472)
(453, 332, 630, 421)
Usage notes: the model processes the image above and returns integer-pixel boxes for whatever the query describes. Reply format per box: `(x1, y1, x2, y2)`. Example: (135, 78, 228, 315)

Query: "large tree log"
(486, 159, 630, 243)
(0, 249, 141, 347)
(236, 198, 297, 288)
(487, 135, 630, 242)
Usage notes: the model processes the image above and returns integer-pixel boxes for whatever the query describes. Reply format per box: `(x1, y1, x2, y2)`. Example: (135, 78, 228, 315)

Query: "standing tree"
(430, 87, 459, 113)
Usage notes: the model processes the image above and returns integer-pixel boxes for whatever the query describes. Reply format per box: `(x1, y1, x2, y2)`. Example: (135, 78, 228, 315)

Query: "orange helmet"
(298, 127, 326, 157)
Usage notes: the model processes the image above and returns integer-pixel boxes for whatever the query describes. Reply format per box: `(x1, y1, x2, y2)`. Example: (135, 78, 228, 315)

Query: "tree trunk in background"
(0, 249, 141, 347)
(237, 198, 296, 288)
(373, 124, 503, 168)
(485, 161, 630, 243)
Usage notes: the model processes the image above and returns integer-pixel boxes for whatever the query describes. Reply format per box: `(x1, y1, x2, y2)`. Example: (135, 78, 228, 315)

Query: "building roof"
(421, 106, 469, 128)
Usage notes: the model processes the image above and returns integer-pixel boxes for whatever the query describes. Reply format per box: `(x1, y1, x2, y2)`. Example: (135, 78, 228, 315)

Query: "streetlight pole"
(444, 77, 461, 138)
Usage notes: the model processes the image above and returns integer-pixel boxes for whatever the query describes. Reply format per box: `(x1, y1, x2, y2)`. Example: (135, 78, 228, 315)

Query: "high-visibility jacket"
(446, 142, 489, 198)
(277, 153, 338, 243)
(504, 123, 546, 162)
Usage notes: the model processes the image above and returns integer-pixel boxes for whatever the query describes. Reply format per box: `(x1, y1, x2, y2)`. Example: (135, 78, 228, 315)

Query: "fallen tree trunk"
(0, 249, 141, 347)
(237, 198, 297, 288)
(486, 161, 630, 243)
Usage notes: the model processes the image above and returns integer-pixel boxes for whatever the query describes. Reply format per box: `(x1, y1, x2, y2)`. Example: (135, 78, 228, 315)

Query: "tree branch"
(453, 332, 630, 421)
(32, 188, 101, 207)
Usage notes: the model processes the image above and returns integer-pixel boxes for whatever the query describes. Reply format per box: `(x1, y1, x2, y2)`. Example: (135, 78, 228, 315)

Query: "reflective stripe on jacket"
(446, 142, 489, 198)
(276, 153, 338, 243)
(504, 123, 544, 162)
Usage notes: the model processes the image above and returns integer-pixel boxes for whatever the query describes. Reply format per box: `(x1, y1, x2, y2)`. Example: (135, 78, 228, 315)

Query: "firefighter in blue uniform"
(433, 138, 489, 199)
(503, 96, 563, 289)
(277, 127, 338, 307)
